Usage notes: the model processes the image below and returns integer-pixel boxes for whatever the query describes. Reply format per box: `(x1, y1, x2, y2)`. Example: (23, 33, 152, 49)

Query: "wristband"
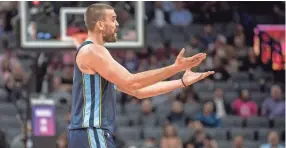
(181, 78, 187, 87)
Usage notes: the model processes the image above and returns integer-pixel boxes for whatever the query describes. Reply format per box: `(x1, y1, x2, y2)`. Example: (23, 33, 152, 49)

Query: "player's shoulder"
(78, 44, 105, 56)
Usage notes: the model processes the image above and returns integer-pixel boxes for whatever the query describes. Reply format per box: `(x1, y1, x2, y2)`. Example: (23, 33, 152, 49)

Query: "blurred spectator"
(200, 24, 216, 47)
(5, 64, 27, 102)
(170, 2, 193, 27)
(210, 35, 238, 73)
(149, 55, 160, 70)
(138, 100, 158, 127)
(142, 137, 157, 148)
(161, 1, 175, 12)
(53, 64, 73, 92)
(56, 131, 67, 148)
(177, 87, 199, 104)
(227, 24, 246, 49)
(262, 85, 285, 119)
(1, 55, 12, 82)
(123, 50, 138, 73)
(226, 54, 240, 74)
(137, 59, 149, 72)
(147, 1, 170, 28)
(189, 131, 206, 148)
(117, 10, 136, 41)
(160, 124, 183, 148)
(189, 120, 204, 132)
(203, 135, 218, 148)
(260, 131, 284, 148)
(187, 121, 211, 148)
(196, 2, 216, 24)
(185, 142, 195, 148)
(166, 100, 190, 127)
(209, 35, 227, 58)
(189, 35, 205, 51)
(62, 51, 76, 66)
(208, 56, 230, 81)
(232, 135, 244, 148)
(184, 35, 205, 56)
(239, 49, 259, 72)
(232, 89, 258, 118)
(195, 101, 220, 128)
(155, 41, 177, 65)
(137, 47, 151, 60)
(0, 39, 21, 80)
(213, 88, 231, 118)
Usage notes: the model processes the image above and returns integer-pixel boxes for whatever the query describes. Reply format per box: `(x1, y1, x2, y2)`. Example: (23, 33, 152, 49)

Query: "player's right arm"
(76, 44, 206, 90)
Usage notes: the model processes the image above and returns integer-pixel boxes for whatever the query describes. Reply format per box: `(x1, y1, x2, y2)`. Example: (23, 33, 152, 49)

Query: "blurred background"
(0, 1, 285, 148)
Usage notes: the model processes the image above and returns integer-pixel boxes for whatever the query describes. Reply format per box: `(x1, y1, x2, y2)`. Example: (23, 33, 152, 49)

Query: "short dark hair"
(84, 3, 114, 31)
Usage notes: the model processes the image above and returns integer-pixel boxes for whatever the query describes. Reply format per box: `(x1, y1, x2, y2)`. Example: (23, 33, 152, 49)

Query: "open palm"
(182, 69, 214, 86)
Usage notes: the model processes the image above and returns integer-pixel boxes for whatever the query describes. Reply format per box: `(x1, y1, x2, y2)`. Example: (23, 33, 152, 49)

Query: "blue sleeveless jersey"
(69, 41, 117, 134)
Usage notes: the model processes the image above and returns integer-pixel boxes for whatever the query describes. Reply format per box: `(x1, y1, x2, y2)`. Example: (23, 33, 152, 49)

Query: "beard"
(103, 34, 117, 42)
(103, 28, 118, 43)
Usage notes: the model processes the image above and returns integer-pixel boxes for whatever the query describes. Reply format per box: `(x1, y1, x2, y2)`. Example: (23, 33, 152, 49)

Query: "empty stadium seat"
(157, 115, 168, 126)
(138, 114, 158, 127)
(221, 116, 244, 128)
(0, 103, 17, 116)
(198, 91, 213, 102)
(214, 82, 236, 91)
(0, 88, 8, 101)
(205, 128, 229, 141)
(274, 118, 285, 129)
(126, 140, 144, 148)
(125, 103, 141, 116)
(224, 92, 239, 103)
(244, 140, 262, 148)
(185, 24, 203, 36)
(230, 128, 256, 140)
(0, 115, 21, 128)
(193, 83, 213, 92)
(258, 128, 272, 141)
(117, 126, 141, 141)
(246, 116, 269, 128)
(128, 114, 140, 126)
(217, 140, 232, 148)
(116, 115, 130, 126)
(156, 104, 171, 117)
(184, 103, 201, 117)
(143, 127, 162, 141)
(231, 72, 249, 81)
(240, 82, 261, 91)
(116, 104, 123, 115)
(4, 128, 21, 143)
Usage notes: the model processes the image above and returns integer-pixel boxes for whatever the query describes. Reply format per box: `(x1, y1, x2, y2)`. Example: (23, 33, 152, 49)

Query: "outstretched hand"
(182, 69, 214, 87)
(174, 48, 207, 72)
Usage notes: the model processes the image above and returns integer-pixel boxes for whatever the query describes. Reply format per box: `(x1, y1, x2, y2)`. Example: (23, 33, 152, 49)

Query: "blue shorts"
(68, 128, 115, 148)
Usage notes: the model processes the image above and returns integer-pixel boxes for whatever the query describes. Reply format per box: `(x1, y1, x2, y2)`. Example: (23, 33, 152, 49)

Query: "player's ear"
(95, 21, 104, 31)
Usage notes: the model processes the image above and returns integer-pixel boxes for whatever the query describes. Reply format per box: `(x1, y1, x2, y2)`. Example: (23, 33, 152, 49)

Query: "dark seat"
(230, 128, 256, 140)
(246, 116, 269, 128)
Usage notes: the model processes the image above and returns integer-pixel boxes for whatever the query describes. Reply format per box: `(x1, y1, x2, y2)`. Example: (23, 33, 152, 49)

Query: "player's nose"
(115, 20, 119, 27)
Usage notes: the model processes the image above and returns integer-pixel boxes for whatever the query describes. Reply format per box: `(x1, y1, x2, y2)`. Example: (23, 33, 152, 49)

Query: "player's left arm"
(117, 70, 214, 99)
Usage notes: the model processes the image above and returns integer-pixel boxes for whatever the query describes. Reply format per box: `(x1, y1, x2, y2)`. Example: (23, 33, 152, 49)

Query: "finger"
(201, 71, 215, 79)
(177, 48, 185, 58)
(186, 56, 207, 68)
(186, 53, 206, 62)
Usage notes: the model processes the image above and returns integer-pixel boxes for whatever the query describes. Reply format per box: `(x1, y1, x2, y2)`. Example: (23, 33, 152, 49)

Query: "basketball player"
(68, 3, 214, 148)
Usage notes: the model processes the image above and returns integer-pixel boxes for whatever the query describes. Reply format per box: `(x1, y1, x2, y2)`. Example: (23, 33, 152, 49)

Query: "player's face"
(103, 9, 119, 42)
